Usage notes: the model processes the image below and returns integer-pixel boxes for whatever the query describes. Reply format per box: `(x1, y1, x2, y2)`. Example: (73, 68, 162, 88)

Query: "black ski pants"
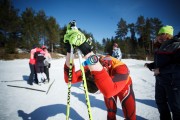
(28, 63, 38, 84)
(155, 74, 180, 120)
(44, 66, 50, 82)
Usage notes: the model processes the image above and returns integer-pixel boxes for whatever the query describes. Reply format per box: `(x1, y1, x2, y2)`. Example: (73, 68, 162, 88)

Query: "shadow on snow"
(18, 104, 83, 120)
(136, 98, 157, 109)
(71, 91, 146, 120)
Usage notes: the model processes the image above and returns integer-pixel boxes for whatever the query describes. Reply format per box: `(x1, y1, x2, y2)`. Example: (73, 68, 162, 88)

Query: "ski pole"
(66, 44, 74, 120)
(77, 50, 93, 120)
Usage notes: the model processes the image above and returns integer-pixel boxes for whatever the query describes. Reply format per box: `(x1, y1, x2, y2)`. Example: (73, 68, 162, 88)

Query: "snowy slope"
(0, 58, 159, 120)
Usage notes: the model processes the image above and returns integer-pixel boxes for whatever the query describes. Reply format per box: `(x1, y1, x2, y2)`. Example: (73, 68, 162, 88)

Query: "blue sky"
(13, 0, 180, 43)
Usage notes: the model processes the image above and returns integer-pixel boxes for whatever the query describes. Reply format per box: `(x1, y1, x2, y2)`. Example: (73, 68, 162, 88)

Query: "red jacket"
(64, 56, 132, 98)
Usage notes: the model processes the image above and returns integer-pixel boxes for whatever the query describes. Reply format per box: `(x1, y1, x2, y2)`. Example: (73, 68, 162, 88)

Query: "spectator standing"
(42, 45, 52, 83)
(144, 25, 180, 120)
(28, 46, 38, 85)
(112, 43, 122, 60)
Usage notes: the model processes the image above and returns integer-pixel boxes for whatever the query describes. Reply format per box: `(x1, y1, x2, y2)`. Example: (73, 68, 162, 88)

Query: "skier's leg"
(44, 66, 49, 82)
(35, 64, 42, 84)
(104, 96, 117, 120)
(42, 72, 47, 81)
(40, 65, 47, 82)
(119, 83, 136, 120)
(44, 66, 47, 79)
(28, 63, 34, 85)
(40, 63, 47, 82)
(46, 67, 50, 82)
(37, 73, 42, 84)
(155, 80, 172, 120)
(168, 86, 180, 120)
(34, 65, 38, 84)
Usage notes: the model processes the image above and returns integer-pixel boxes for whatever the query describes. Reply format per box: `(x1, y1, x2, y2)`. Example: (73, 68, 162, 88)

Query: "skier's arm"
(80, 49, 128, 98)
(64, 51, 85, 83)
(159, 48, 180, 74)
(92, 64, 131, 98)
(63, 24, 126, 97)
(64, 52, 90, 83)
(65, 52, 74, 68)
(84, 52, 103, 72)
(64, 63, 83, 83)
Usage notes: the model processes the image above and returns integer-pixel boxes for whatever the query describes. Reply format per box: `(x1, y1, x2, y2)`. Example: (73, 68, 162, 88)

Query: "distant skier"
(63, 21, 136, 120)
(112, 43, 122, 60)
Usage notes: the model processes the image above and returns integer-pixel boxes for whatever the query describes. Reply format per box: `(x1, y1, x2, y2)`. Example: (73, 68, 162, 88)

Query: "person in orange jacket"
(63, 20, 136, 120)
(64, 54, 136, 120)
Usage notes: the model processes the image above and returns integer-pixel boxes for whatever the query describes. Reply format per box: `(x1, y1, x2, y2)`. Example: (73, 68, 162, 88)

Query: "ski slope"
(0, 58, 159, 120)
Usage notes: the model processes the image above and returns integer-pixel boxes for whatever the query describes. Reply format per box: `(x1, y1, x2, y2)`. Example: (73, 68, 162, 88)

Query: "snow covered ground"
(0, 58, 159, 120)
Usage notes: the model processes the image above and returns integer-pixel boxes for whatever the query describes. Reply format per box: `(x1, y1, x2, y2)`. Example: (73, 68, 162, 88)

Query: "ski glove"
(64, 24, 93, 55)
(144, 62, 154, 71)
(64, 29, 86, 45)
(78, 37, 93, 56)
(64, 42, 72, 53)
(64, 21, 86, 46)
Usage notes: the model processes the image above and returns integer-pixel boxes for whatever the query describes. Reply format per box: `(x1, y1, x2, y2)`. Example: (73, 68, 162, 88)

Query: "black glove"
(144, 63, 154, 71)
(65, 42, 71, 53)
(65, 42, 76, 53)
(78, 38, 93, 56)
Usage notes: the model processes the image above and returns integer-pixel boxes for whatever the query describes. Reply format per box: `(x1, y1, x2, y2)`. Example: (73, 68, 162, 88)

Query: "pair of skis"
(66, 44, 93, 120)
(5, 79, 55, 94)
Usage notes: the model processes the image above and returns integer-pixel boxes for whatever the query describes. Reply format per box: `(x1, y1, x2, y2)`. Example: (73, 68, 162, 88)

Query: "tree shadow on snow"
(71, 92, 146, 120)
(136, 98, 157, 109)
(17, 104, 83, 120)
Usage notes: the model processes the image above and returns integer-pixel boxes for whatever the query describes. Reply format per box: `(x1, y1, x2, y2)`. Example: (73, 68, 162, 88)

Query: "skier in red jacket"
(63, 21, 136, 120)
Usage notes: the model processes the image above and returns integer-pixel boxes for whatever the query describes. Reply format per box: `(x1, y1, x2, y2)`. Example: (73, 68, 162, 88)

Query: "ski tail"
(66, 44, 74, 120)
(7, 85, 46, 92)
(77, 50, 93, 120)
(46, 79, 55, 94)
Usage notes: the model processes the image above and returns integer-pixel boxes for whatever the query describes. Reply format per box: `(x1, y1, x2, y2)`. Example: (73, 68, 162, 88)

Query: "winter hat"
(158, 25, 174, 36)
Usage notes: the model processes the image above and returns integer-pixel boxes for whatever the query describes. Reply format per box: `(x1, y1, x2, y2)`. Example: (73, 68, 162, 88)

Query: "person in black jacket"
(145, 25, 180, 120)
